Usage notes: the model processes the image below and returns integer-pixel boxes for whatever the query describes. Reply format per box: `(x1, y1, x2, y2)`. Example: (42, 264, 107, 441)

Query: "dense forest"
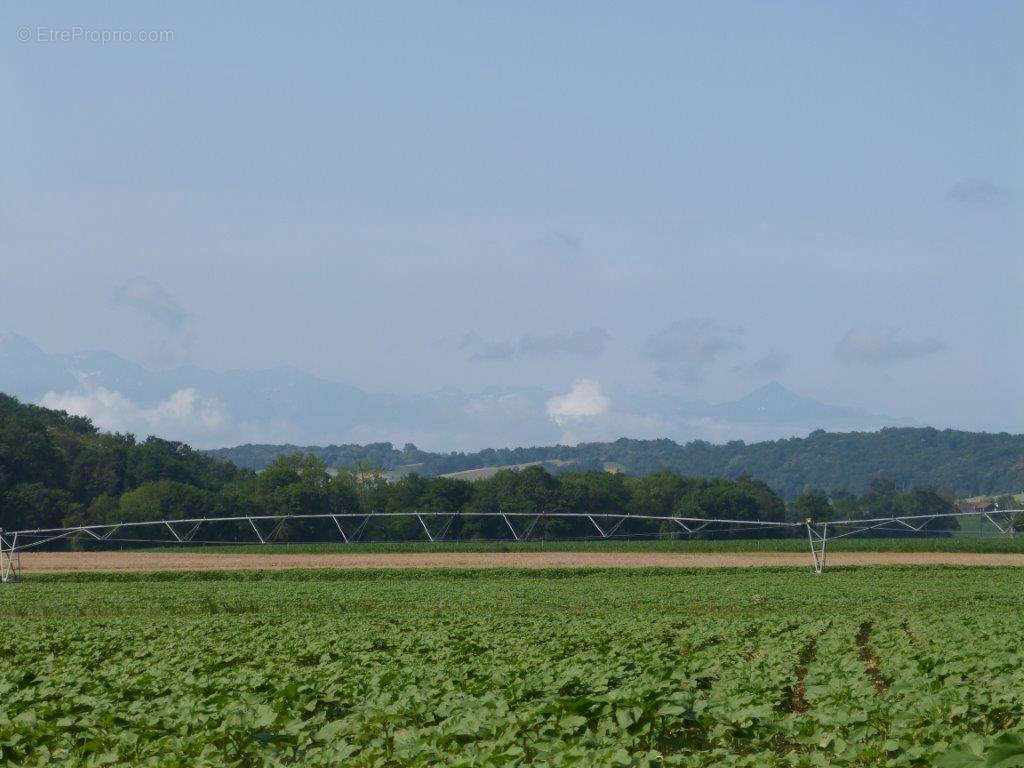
(0, 393, 971, 538)
(0, 393, 241, 533)
(211, 427, 1024, 500)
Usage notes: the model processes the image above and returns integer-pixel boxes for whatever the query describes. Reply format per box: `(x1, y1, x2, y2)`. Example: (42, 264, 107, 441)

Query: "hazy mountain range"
(0, 332, 916, 450)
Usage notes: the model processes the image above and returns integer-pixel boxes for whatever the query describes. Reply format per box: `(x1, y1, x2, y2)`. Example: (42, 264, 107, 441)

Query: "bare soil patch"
(17, 550, 1024, 574)
(789, 639, 818, 714)
(856, 621, 889, 695)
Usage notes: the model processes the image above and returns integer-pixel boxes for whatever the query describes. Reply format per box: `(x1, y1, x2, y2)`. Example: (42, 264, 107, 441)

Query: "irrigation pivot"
(0, 529, 19, 583)
(2, 509, 1021, 581)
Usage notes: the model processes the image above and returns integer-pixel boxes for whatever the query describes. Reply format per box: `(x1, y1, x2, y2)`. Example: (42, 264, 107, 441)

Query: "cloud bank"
(947, 179, 1006, 206)
(541, 229, 584, 254)
(734, 350, 790, 379)
(836, 328, 945, 367)
(110, 277, 195, 367)
(111, 277, 189, 329)
(644, 318, 743, 384)
(463, 327, 611, 362)
(40, 386, 228, 441)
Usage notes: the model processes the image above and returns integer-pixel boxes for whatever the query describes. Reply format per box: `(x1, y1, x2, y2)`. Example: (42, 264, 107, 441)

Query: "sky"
(2, 1, 1022, 441)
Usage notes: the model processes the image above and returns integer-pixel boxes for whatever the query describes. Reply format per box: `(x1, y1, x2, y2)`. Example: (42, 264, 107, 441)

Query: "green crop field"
(4, 567, 1024, 766)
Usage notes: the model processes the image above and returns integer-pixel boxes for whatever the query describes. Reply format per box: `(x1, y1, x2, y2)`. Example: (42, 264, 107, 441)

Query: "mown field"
(133, 531, 1024, 556)
(3, 567, 1024, 766)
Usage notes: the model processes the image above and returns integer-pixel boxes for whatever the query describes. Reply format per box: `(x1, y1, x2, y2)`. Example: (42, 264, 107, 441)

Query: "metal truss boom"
(9, 511, 799, 538)
(2, 508, 1020, 581)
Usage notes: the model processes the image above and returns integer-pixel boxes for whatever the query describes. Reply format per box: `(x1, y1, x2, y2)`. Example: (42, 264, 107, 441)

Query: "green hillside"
(0, 393, 787, 534)
(209, 427, 1024, 500)
(0, 393, 242, 532)
(3, 391, 1014, 539)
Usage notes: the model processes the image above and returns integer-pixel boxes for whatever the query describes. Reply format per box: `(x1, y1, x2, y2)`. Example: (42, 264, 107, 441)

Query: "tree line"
(0, 393, 973, 541)
(210, 426, 1024, 500)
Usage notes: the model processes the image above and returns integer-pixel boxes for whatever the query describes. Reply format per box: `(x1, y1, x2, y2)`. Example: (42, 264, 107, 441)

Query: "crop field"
(4, 567, 1024, 766)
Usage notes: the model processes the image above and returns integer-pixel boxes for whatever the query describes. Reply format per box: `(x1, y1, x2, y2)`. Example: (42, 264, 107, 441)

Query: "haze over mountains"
(1, 333, 916, 451)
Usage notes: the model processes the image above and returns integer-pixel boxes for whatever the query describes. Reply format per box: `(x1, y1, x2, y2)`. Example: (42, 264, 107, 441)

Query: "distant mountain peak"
(739, 381, 803, 405)
(0, 332, 46, 357)
(751, 380, 792, 395)
(702, 380, 913, 429)
(0, 333, 919, 450)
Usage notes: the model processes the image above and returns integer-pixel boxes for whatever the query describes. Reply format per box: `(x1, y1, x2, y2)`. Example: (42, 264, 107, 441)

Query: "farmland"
(14, 548, 1024, 575)
(153, 533, 1024, 554)
(4, 567, 1024, 766)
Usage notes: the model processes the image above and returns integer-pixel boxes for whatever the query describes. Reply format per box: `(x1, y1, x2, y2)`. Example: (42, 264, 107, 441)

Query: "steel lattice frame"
(1, 508, 1021, 581)
(0, 529, 18, 583)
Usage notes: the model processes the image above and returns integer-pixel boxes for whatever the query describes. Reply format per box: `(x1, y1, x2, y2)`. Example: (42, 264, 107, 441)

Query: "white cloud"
(546, 379, 610, 428)
(151, 389, 227, 430)
(40, 387, 228, 440)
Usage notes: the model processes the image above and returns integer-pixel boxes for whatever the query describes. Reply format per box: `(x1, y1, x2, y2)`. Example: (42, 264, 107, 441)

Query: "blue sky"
(2, 1, 1021, 441)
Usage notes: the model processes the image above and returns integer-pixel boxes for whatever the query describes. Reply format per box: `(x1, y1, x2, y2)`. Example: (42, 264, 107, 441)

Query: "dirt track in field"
(16, 550, 1024, 574)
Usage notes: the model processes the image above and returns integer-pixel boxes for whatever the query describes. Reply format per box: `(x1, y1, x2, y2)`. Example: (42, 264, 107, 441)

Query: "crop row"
(3, 569, 1024, 766)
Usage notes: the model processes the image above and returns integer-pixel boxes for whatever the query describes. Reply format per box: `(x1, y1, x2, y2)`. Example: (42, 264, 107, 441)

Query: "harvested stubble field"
(15, 548, 1024, 573)
(4, 566, 1024, 766)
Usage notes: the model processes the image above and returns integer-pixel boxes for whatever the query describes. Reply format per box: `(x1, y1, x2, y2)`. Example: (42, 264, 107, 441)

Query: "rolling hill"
(207, 427, 1024, 501)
